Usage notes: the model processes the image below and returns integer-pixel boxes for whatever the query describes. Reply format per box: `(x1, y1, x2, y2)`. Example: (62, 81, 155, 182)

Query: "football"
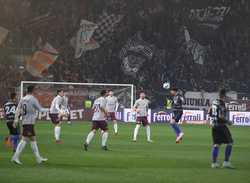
(163, 81, 170, 89)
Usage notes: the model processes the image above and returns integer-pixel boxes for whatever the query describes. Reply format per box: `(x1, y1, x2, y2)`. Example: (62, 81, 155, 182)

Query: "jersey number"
(211, 105, 217, 116)
(22, 104, 27, 116)
(4, 106, 16, 115)
(93, 104, 101, 112)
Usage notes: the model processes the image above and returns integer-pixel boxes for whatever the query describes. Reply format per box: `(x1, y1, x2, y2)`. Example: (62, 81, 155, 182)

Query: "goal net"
(20, 81, 135, 121)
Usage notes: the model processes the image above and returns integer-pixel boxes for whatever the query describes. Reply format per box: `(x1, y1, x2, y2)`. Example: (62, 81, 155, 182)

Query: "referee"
(209, 89, 234, 169)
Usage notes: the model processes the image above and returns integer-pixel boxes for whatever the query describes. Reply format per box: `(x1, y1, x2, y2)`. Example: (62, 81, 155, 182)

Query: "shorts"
(49, 113, 60, 124)
(107, 112, 116, 121)
(92, 121, 108, 131)
(6, 121, 20, 135)
(172, 110, 183, 123)
(212, 125, 233, 145)
(22, 124, 36, 137)
(136, 117, 149, 127)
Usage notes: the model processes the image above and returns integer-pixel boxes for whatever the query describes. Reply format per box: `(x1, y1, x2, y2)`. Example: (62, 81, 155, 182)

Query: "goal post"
(20, 80, 135, 109)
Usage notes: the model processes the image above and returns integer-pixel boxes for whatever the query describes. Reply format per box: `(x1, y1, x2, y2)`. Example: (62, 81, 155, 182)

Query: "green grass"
(0, 121, 250, 183)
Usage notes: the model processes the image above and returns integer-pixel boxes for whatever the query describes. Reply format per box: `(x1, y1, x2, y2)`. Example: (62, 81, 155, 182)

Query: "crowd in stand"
(0, 0, 250, 104)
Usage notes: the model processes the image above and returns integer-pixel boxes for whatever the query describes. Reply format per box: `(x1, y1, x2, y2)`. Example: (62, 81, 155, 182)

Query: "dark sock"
(225, 144, 232, 162)
(212, 146, 219, 163)
(12, 135, 20, 151)
(170, 123, 181, 136)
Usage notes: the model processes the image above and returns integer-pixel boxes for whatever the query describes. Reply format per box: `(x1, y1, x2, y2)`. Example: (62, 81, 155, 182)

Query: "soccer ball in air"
(163, 82, 170, 90)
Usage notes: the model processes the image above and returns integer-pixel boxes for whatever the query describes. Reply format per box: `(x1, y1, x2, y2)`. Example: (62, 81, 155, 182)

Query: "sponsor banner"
(38, 109, 85, 121)
(229, 111, 250, 126)
(151, 110, 172, 123)
(0, 107, 123, 121)
(114, 111, 123, 121)
(151, 109, 206, 124)
(184, 91, 237, 110)
(226, 100, 250, 112)
(1, 106, 249, 126)
(181, 110, 205, 124)
(123, 108, 151, 123)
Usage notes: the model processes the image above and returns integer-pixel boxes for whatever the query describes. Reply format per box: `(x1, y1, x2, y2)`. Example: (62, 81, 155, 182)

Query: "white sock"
(30, 141, 41, 160)
(101, 132, 108, 146)
(12, 139, 27, 160)
(146, 125, 151, 141)
(133, 124, 140, 141)
(86, 131, 95, 145)
(113, 123, 118, 133)
(54, 126, 61, 140)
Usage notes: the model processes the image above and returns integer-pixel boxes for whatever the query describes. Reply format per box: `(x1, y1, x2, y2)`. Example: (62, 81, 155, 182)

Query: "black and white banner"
(74, 19, 99, 58)
(184, 26, 206, 65)
(183, 91, 237, 110)
(189, 6, 230, 29)
(120, 32, 154, 77)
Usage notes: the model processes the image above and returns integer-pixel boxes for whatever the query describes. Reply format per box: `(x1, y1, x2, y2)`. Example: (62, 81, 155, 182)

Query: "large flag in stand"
(26, 43, 59, 77)
(75, 19, 99, 58)
(119, 32, 154, 76)
(93, 12, 124, 45)
(0, 26, 9, 45)
(189, 6, 230, 30)
(184, 26, 206, 65)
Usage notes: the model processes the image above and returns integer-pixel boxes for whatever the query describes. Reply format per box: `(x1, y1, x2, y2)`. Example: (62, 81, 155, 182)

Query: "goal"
(20, 81, 135, 121)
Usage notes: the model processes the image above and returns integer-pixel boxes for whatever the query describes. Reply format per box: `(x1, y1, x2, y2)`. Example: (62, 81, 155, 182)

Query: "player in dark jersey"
(169, 88, 185, 143)
(209, 89, 234, 168)
(3, 92, 20, 152)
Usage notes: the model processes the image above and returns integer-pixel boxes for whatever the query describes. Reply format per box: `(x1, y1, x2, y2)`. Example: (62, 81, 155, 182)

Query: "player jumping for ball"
(169, 88, 185, 143)
(84, 90, 109, 151)
(11, 85, 48, 165)
(49, 89, 68, 143)
(106, 90, 119, 135)
(209, 89, 234, 169)
(132, 91, 152, 143)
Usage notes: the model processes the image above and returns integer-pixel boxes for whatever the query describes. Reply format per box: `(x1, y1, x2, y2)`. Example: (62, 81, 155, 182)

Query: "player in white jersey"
(132, 91, 152, 142)
(84, 90, 109, 151)
(106, 90, 119, 135)
(49, 89, 67, 143)
(11, 85, 49, 165)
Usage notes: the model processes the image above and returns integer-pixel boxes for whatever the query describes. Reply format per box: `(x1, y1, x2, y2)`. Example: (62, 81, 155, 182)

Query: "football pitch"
(0, 121, 250, 183)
